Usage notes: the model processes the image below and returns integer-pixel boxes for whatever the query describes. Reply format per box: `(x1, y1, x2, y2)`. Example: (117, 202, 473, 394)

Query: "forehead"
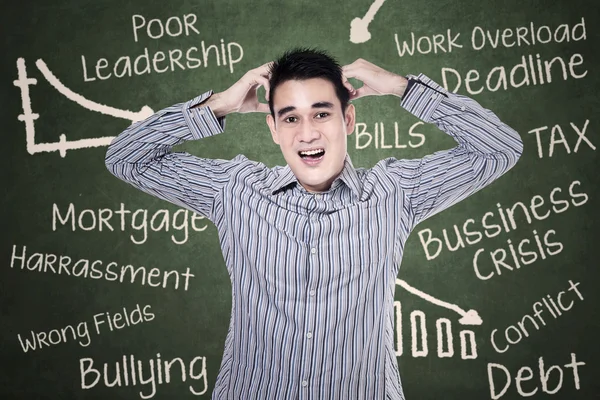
(272, 78, 340, 109)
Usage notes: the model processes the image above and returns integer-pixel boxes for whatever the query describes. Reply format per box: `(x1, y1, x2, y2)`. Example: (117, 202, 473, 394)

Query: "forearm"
(193, 91, 231, 118)
(104, 91, 231, 218)
(401, 74, 524, 165)
(105, 91, 224, 183)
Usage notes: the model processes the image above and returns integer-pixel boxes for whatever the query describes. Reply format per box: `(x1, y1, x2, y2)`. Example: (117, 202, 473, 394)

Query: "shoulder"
(348, 159, 405, 199)
(228, 154, 270, 175)
(367, 157, 425, 194)
(227, 155, 282, 187)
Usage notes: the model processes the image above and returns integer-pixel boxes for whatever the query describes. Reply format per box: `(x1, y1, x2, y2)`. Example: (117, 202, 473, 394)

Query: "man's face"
(266, 78, 355, 193)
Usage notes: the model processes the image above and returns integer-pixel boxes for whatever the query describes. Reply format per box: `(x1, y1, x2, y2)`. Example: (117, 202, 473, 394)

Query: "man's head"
(266, 48, 355, 193)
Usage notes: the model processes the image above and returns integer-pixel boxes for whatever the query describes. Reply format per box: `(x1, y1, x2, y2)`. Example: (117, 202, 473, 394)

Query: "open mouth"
(298, 148, 325, 161)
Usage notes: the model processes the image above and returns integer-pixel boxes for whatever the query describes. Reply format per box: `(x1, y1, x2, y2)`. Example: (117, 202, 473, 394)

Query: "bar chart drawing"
(13, 58, 153, 157)
(394, 301, 479, 359)
(394, 279, 480, 359)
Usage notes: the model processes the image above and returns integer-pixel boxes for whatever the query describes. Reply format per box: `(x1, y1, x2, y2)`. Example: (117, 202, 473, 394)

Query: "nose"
(296, 120, 321, 143)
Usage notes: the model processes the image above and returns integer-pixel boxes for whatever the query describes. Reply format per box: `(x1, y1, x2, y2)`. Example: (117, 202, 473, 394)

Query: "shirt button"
(431, 93, 437, 100)
(310, 247, 317, 254)
(315, 194, 321, 199)
(307, 332, 313, 339)
(302, 380, 308, 387)
(418, 87, 425, 93)
(460, 106, 466, 111)
(309, 289, 316, 296)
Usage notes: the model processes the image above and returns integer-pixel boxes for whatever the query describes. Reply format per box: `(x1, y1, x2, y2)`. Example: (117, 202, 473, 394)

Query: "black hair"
(268, 48, 350, 117)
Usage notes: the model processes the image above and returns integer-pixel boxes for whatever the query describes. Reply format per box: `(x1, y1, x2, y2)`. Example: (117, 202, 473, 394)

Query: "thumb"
(351, 84, 377, 100)
(255, 102, 270, 114)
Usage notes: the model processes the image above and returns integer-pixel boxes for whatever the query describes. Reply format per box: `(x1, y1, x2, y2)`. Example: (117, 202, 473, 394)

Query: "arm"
(105, 64, 272, 220)
(391, 74, 523, 227)
(343, 59, 523, 227)
(105, 92, 228, 219)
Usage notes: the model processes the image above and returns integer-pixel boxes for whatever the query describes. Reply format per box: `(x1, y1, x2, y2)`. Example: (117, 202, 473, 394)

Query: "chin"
(288, 155, 342, 190)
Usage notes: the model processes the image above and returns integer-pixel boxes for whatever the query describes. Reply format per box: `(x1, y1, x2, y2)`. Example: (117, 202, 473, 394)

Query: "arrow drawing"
(14, 58, 154, 157)
(350, 0, 387, 43)
(396, 278, 483, 325)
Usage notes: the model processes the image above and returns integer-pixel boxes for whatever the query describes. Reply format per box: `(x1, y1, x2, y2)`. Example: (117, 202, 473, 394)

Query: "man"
(106, 48, 523, 399)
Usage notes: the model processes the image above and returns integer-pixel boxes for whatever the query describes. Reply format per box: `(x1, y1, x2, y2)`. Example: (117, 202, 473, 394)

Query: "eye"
(315, 112, 329, 119)
(284, 116, 298, 123)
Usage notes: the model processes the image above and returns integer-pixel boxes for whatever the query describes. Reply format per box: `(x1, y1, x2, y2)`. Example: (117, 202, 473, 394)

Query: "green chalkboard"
(2, 0, 599, 399)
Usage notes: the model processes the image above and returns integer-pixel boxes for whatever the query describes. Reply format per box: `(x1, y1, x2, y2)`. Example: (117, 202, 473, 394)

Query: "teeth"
(300, 149, 324, 156)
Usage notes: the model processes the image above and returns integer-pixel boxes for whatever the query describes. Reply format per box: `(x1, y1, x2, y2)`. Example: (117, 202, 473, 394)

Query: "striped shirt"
(105, 74, 523, 399)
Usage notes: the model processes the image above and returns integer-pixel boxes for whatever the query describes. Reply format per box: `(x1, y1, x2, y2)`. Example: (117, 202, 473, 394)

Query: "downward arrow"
(396, 278, 483, 325)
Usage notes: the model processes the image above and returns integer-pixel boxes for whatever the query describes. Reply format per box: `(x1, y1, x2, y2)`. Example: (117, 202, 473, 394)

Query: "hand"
(205, 63, 272, 116)
(342, 58, 408, 100)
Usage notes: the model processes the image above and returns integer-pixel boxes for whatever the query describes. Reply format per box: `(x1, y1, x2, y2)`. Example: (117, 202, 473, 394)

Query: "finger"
(351, 85, 376, 100)
(341, 63, 353, 74)
(249, 62, 271, 96)
(260, 61, 273, 72)
(341, 61, 362, 79)
(255, 75, 270, 101)
(343, 59, 377, 86)
(347, 86, 358, 100)
(244, 62, 272, 86)
(349, 88, 364, 101)
(341, 66, 355, 81)
(342, 74, 357, 98)
(255, 62, 273, 81)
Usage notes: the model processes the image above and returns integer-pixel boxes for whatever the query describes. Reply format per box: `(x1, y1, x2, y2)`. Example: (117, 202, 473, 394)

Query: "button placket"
(301, 219, 320, 395)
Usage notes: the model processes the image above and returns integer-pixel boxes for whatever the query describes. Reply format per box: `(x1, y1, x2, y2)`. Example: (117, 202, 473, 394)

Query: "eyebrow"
(276, 101, 335, 118)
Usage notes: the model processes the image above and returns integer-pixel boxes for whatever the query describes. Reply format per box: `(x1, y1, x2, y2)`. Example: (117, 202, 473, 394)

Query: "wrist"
(391, 75, 409, 98)
(201, 92, 231, 118)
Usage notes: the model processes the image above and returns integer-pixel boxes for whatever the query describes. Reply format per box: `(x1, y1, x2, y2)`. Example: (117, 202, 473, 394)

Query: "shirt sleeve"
(105, 91, 233, 220)
(383, 74, 524, 229)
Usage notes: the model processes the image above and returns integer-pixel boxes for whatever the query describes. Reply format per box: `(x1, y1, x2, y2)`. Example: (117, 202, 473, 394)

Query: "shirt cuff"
(401, 77, 417, 100)
(182, 91, 226, 140)
(400, 74, 449, 122)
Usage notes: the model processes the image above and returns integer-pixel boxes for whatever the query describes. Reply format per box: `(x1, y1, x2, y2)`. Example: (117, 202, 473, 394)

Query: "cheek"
(280, 138, 297, 155)
(280, 135, 293, 148)
(328, 131, 347, 148)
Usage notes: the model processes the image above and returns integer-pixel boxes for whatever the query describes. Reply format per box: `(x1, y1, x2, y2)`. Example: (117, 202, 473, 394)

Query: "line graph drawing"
(14, 58, 154, 157)
(350, 0, 387, 43)
(35, 59, 154, 122)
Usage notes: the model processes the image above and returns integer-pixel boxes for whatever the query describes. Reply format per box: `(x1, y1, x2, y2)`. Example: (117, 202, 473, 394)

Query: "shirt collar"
(270, 155, 362, 199)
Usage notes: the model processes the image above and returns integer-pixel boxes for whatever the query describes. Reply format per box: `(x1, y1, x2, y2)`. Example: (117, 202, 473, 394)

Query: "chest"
(225, 191, 401, 282)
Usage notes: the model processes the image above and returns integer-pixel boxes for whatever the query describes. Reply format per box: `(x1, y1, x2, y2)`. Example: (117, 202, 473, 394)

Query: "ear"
(344, 103, 356, 136)
(266, 114, 279, 145)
